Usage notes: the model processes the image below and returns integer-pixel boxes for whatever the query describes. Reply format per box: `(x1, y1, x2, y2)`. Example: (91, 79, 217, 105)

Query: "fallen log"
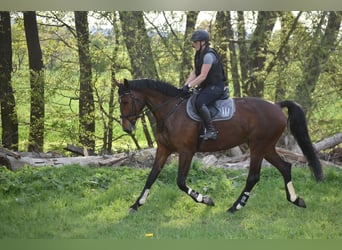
(314, 132, 342, 152)
(2, 142, 341, 173)
(276, 147, 306, 164)
(7, 155, 109, 171)
(0, 153, 12, 170)
(0, 147, 21, 159)
(64, 144, 97, 156)
(99, 154, 128, 166)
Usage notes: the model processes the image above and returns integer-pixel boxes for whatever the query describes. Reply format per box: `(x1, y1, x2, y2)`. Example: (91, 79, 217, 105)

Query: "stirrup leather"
(200, 130, 218, 140)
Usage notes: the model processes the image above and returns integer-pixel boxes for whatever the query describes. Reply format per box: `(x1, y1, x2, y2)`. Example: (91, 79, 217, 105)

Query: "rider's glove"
(182, 84, 190, 94)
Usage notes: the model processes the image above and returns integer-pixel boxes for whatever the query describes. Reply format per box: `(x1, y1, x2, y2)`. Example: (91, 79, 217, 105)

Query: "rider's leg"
(198, 104, 218, 140)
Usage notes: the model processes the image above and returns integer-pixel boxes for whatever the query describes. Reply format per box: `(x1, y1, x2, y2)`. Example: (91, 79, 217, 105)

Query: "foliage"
(0, 163, 341, 239)
(1, 11, 341, 152)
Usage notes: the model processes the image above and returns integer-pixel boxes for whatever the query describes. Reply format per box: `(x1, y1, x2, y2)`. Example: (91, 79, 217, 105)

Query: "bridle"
(119, 89, 186, 127)
(119, 91, 146, 120)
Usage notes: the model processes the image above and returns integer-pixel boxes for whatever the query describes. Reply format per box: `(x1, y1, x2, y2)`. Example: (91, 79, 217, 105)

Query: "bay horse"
(116, 78, 323, 213)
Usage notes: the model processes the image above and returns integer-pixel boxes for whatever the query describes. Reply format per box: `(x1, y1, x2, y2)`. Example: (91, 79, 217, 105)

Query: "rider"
(183, 29, 227, 140)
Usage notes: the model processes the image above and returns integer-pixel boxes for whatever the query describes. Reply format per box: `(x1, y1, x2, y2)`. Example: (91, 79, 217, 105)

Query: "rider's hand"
(182, 84, 190, 94)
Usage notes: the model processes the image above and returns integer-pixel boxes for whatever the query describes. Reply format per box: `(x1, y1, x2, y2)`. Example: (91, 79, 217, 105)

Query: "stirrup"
(200, 130, 218, 140)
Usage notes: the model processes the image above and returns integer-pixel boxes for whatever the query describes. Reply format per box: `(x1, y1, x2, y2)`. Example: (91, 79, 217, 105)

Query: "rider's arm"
(185, 53, 215, 88)
(185, 69, 197, 86)
(186, 64, 212, 88)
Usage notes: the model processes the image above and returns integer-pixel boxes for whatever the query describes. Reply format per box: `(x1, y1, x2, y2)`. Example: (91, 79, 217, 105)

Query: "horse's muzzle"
(122, 122, 136, 134)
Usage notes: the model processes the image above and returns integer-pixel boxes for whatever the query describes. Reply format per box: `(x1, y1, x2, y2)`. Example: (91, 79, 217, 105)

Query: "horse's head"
(116, 79, 146, 134)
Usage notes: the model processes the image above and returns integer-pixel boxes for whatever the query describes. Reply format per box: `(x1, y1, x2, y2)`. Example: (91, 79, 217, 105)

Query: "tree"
(88, 11, 127, 153)
(243, 11, 278, 97)
(236, 11, 249, 96)
(214, 11, 241, 97)
(0, 11, 18, 150)
(179, 11, 199, 85)
(96, 11, 121, 154)
(119, 11, 158, 147)
(295, 11, 342, 112)
(3, 11, 341, 153)
(23, 11, 45, 152)
(119, 11, 158, 79)
(273, 12, 302, 101)
(74, 11, 95, 150)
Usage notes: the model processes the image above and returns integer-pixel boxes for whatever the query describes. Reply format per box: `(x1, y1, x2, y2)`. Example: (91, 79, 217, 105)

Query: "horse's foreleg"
(265, 150, 306, 208)
(227, 155, 262, 213)
(129, 146, 171, 213)
(177, 152, 215, 206)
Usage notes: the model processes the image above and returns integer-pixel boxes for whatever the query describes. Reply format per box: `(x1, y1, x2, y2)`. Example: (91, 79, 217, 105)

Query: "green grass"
(0, 163, 341, 239)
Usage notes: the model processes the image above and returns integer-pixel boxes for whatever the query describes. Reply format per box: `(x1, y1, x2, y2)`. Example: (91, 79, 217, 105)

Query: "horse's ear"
(124, 78, 129, 87)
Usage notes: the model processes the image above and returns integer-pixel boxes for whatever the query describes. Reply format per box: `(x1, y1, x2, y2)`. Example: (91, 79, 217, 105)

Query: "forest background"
(0, 11, 341, 155)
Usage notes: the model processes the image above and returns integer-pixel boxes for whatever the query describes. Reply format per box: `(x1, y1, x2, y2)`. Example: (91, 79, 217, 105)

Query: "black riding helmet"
(191, 29, 210, 43)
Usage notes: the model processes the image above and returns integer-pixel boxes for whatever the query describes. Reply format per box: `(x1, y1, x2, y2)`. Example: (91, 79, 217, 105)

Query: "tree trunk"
(213, 11, 228, 69)
(214, 11, 240, 97)
(274, 12, 301, 102)
(227, 12, 241, 97)
(244, 11, 278, 97)
(106, 12, 123, 154)
(74, 11, 95, 151)
(237, 11, 248, 96)
(23, 11, 45, 152)
(213, 12, 235, 95)
(119, 11, 157, 147)
(119, 11, 158, 79)
(295, 11, 342, 112)
(0, 12, 18, 151)
(179, 11, 199, 85)
(106, 64, 116, 153)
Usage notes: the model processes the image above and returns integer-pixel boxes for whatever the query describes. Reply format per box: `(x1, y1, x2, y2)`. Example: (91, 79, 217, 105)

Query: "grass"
(0, 162, 341, 239)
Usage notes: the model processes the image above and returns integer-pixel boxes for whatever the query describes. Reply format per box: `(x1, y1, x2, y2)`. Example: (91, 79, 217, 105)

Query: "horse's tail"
(277, 100, 324, 181)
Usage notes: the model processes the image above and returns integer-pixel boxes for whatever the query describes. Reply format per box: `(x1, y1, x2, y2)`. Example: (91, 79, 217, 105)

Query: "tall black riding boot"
(198, 105, 218, 140)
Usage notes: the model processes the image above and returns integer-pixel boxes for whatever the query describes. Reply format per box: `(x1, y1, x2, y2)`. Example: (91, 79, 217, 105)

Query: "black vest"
(194, 47, 226, 89)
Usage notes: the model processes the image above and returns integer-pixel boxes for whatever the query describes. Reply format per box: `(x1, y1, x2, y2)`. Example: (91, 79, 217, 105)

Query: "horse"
(116, 78, 324, 214)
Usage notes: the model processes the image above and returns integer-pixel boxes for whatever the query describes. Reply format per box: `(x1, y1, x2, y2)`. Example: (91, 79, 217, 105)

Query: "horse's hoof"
(129, 207, 138, 214)
(203, 195, 215, 206)
(294, 197, 307, 208)
(227, 206, 236, 213)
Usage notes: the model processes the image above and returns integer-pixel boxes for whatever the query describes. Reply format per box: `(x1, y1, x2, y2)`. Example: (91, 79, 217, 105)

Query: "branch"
(143, 12, 179, 62)
(264, 11, 302, 79)
(50, 11, 77, 37)
(162, 11, 180, 42)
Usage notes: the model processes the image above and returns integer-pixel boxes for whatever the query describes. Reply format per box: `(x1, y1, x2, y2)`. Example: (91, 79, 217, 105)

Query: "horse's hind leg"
(227, 154, 263, 213)
(265, 149, 306, 208)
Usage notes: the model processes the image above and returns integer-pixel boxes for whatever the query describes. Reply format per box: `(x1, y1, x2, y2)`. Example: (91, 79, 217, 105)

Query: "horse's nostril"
(123, 124, 135, 134)
(123, 128, 132, 134)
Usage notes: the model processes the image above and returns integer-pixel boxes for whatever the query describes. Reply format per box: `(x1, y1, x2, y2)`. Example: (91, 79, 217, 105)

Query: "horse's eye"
(119, 98, 128, 105)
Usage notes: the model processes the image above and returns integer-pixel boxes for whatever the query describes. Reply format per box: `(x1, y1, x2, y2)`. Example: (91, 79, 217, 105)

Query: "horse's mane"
(128, 79, 182, 97)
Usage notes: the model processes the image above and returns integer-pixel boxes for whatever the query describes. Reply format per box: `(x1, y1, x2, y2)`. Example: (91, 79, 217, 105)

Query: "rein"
(149, 93, 185, 115)
(120, 90, 186, 126)
(153, 94, 186, 131)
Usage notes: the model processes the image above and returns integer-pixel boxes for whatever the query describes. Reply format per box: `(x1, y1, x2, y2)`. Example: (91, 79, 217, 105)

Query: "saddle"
(186, 89, 236, 122)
